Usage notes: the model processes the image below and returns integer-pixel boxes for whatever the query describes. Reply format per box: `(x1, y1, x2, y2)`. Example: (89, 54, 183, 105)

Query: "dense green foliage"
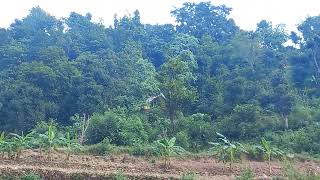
(0, 2, 319, 156)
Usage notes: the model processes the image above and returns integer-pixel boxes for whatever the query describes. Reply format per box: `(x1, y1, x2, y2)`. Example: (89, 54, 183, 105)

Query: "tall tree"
(171, 2, 238, 42)
(158, 51, 197, 132)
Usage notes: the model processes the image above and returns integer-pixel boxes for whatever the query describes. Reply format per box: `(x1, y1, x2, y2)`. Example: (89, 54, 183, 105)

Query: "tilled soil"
(0, 150, 319, 179)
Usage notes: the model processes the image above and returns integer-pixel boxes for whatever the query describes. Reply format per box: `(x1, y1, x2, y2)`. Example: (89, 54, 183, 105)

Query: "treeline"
(0, 2, 319, 155)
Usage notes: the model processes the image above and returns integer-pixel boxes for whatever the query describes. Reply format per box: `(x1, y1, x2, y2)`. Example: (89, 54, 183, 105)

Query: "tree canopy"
(0, 2, 319, 155)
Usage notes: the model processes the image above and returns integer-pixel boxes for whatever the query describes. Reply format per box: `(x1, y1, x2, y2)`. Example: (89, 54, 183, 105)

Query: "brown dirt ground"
(0, 150, 319, 179)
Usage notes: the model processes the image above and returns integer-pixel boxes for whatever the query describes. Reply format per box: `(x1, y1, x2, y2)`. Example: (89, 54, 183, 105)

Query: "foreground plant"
(156, 137, 186, 168)
(47, 124, 57, 161)
(0, 132, 6, 158)
(209, 133, 247, 171)
(61, 132, 81, 160)
(37, 124, 60, 161)
(256, 138, 283, 175)
(10, 131, 34, 159)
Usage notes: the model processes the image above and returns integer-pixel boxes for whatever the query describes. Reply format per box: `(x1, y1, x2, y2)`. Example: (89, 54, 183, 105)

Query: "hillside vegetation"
(0, 2, 319, 159)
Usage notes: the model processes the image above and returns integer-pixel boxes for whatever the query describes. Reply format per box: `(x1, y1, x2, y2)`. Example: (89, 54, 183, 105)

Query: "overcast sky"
(0, 0, 320, 32)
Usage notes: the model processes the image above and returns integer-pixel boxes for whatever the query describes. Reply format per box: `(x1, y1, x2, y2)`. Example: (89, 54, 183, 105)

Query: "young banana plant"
(0, 132, 6, 158)
(256, 138, 283, 175)
(156, 137, 186, 169)
(61, 132, 80, 160)
(47, 124, 56, 161)
(209, 133, 247, 171)
(10, 131, 34, 159)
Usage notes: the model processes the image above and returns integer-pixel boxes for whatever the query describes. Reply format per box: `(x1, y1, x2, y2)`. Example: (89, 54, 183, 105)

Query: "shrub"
(83, 138, 113, 155)
(176, 131, 190, 149)
(86, 110, 149, 146)
(288, 106, 312, 129)
(176, 113, 215, 149)
(216, 104, 281, 140)
(265, 124, 320, 155)
(245, 144, 264, 161)
(128, 143, 159, 156)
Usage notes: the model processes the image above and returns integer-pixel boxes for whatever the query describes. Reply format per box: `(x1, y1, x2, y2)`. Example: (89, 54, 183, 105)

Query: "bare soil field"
(0, 150, 319, 179)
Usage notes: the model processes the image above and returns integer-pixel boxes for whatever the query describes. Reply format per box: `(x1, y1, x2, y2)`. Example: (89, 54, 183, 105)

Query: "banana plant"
(37, 124, 59, 161)
(256, 138, 283, 175)
(30, 132, 49, 158)
(0, 132, 6, 158)
(209, 133, 247, 171)
(10, 131, 34, 159)
(46, 124, 57, 161)
(60, 132, 81, 160)
(156, 137, 186, 168)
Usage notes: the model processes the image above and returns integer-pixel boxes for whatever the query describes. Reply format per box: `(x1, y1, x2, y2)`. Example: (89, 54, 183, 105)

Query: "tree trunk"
(79, 114, 91, 145)
(48, 148, 52, 161)
(313, 50, 320, 75)
(66, 151, 70, 161)
(168, 101, 176, 133)
(284, 116, 288, 129)
(268, 154, 272, 175)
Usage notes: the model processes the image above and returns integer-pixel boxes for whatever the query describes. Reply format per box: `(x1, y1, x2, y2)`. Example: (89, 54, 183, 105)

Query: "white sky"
(0, 0, 320, 32)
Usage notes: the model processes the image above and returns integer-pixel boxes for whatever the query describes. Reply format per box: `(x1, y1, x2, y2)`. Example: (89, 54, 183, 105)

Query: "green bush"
(86, 110, 149, 146)
(128, 143, 160, 156)
(245, 144, 264, 161)
(288, 106, 313, 129)
(176, 113, 215, 149)
(176, 131, 190, 149)
(216, 104, 281, 140)
(83, 138, 113, 155)
(265, 124, 320, 155)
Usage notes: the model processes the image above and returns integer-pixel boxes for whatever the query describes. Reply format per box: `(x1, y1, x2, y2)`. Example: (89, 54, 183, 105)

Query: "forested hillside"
(0, 2, 319, 155)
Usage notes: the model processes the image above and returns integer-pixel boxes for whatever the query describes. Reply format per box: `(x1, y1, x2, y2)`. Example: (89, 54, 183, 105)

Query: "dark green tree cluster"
(0, 2, 319, 154)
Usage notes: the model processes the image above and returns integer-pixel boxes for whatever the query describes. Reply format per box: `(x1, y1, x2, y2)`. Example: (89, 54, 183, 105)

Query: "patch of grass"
(113, 171, 127, 180)
(70, 173, 86, 180)
(81, 138, 113, 155)
(282, 161, 320, 180)
(236, 168, 254, 180)
(180, 171, 197, 180)
(0, 173, 42, 180)
(21, 173, 42, 180)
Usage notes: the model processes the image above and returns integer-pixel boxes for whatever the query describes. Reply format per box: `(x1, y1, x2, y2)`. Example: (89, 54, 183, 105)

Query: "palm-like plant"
(10, 132, 34, 159)
(0, 132, 6, 158)
(256, 138, 283, 175)
(156, 137, 185, 168)
(30, 132, 49, 158)
(46, 124, 57, 161)
(36, 124, 59, 161)
(61, 132, 80, 160)
(209, 133, 247, 171)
